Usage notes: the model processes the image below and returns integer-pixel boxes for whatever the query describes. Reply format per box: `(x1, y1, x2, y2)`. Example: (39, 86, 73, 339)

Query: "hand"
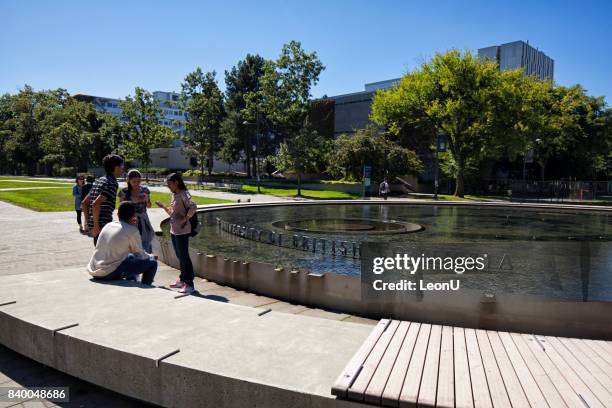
(92, 225, 101, 238)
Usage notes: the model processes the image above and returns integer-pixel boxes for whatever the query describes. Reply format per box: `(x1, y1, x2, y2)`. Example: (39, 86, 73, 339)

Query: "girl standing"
(73, 176, 84, 231)
(119, 169, 155, 253)
(156, 173, 197, 294)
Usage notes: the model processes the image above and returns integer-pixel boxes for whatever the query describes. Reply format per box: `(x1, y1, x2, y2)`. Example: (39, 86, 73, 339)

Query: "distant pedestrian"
(80, 175, 95, 205)
(119, 169, 154, 253)
(73, 176, 85, 231)
(81, 154, 124, 246)
(379, 177, 390, 200)
(156, 173, 197, 294)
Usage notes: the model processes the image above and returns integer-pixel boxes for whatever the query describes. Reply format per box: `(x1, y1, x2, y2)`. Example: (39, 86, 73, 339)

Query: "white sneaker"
(179, 284, 195, 294)
(169, 280, 183, 288)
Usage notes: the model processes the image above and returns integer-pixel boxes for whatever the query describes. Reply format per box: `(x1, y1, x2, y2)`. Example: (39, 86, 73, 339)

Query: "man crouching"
(87, 201, 157, 286)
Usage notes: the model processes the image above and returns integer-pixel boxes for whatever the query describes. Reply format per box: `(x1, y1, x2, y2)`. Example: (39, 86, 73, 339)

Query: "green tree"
(372, 50, 516, 196)
(1, 86, 72, 175)
(271, 126, 329, 196)
(41, 96, 102, 172)
(179, 69, 225, 176)
(222, 54, 268, 176)
(251, 40, 325, 138)
(119, 87, 174, 176)
(329, 127, 422, 182)
(252, 41, 325, 191)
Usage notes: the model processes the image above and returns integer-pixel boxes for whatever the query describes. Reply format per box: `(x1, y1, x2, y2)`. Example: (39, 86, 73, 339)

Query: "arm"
(185, 195, 197, 219)
(156, 201, 173, 216)
(81, 194, 91, 229)
(129, 229, 150, 259)
(91, 195, 108, 237)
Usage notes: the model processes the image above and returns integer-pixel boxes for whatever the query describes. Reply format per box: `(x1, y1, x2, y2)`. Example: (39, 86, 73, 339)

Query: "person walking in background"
(379, 177, 390, 200)
(119, 169, 154, 253)
(73, 176, 84, 232)
(156, 173, 197, 294)
(80, 175, 95, 207)
(81, 154, 124, 246)
(87, 201, 157, 286)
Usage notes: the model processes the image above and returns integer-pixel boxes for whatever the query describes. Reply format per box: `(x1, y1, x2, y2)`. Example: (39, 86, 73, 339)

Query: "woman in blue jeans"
(156, 173, 197, 294)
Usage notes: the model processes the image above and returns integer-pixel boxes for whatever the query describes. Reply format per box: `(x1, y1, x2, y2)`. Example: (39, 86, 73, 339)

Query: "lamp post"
(243, 116, 261, 193)
(434, 132, 447, 200)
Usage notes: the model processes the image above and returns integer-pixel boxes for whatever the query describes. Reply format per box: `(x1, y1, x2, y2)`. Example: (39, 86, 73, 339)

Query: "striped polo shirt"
(87, 175, 119, 230)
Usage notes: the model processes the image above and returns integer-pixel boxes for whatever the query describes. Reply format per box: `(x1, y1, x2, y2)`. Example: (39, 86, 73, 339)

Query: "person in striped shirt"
(82, 154, 124, 246)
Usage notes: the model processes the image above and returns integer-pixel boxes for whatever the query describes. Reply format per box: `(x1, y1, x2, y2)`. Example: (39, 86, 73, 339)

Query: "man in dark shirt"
(82, 154, 124, 246)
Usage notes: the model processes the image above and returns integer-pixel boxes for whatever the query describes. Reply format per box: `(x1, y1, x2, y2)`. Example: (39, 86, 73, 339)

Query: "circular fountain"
(158, 201, 612, 339)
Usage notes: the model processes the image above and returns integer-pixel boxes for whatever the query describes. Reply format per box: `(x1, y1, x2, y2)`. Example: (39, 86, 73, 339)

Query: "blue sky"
(1, 0, 611, 102)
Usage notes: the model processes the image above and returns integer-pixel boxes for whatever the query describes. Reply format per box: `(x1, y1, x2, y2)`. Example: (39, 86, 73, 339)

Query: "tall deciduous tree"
(119, 87, 173, 176)
(252, 41, 324, 189)
(372, 50, 520, 196)
(179, 68, 225, 176)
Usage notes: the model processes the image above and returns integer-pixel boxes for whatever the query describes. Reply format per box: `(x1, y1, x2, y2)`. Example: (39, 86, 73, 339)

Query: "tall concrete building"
(73, 91, 186, 138)
(478, 40, 554, 80)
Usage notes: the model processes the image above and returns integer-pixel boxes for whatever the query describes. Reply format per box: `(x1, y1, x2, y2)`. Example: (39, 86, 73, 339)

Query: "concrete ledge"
(0, 269, 372, 407)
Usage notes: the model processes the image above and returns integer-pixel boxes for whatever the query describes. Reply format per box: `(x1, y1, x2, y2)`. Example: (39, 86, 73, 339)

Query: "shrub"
(59, 166, 76, 177)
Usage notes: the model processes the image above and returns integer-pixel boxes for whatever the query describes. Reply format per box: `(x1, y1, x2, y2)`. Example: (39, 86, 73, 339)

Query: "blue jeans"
(99, 255, 157, 285)
(171, 233, 194, 287)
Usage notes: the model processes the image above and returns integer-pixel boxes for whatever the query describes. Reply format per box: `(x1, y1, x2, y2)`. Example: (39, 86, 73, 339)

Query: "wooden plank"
(593, 339, 612, 356)
(348, 320, 401, 400)
(545, 336, 612, 407)
(332, 319, 390, 398)
(497, 331, 549, 408)
(475, 329, 512, 408)
(364, 321, 411, 405)
(465, 328, 492, 408)
(585, 339, 612, 363)
(436, 325, 454, 408)
(567, 338, 612, 381)
(529, 334, 605, 408)
(509, 332, 567, 408)
(487, 331, 531, 408)
(381, 322, 421, 407)
(416, 324, 442, 407)
(399, 323, 432, 408)
(453, 327, 474, 408)
(519, 333, 585, 408)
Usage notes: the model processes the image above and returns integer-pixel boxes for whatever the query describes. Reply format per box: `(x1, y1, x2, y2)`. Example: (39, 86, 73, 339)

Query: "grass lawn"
(188, 183, 358, 199)
(240, 184, 359, 199)
(0, 188, 231, 212)
(0, 181, 74, 189)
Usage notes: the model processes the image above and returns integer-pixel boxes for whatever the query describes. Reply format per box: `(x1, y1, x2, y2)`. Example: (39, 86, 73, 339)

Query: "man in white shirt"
(87, 201, 157, 285)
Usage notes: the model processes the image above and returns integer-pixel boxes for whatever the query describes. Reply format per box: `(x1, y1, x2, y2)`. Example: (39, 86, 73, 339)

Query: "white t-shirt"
(87, 221, 150, 277)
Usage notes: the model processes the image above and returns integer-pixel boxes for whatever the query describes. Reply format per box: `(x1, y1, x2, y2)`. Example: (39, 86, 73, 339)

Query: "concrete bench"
(332, 319, 612, 407)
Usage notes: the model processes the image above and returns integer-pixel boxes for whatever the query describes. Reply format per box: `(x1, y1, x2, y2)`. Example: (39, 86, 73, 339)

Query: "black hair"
(86, 175, 95, 183)
(125, 169, 142, 200)
(102, 154, 124, 175)
(166, 172, 187, 191)
(118, 201, 136, 222)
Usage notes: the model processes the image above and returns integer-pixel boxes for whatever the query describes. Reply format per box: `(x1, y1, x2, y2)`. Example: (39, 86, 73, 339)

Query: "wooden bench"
(332, 319, 612, 407)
